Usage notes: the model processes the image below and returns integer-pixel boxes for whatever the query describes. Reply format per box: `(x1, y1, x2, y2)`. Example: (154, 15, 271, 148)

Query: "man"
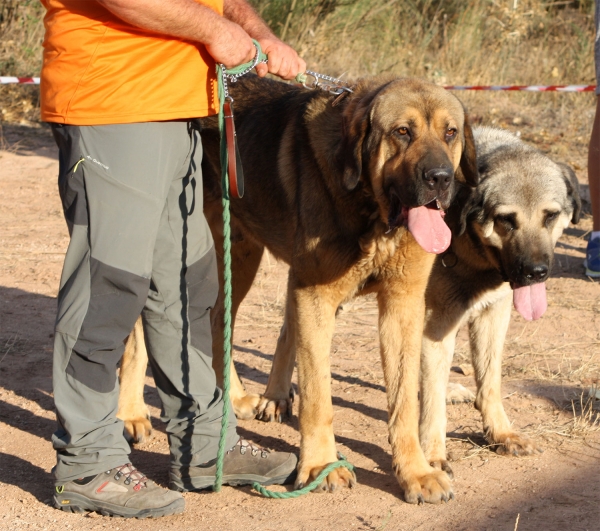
(586, 0, 600, 277)
(40, 0, 306, 518)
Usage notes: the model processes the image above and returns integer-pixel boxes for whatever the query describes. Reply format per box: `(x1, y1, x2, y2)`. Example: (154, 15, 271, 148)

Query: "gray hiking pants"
(50, 120, 238, 483)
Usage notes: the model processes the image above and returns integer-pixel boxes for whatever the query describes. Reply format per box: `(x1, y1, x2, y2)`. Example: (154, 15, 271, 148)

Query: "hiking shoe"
(169, 438, 298, 492)
(53, 463, 185, 518)
(585, 237, 600, 278)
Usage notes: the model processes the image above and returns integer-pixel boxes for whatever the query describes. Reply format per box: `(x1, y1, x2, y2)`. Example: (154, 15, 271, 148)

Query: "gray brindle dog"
(419, 126, 581, 477)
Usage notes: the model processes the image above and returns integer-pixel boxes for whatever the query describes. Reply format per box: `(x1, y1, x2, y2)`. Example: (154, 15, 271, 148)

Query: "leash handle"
(217, 40, 266, 201)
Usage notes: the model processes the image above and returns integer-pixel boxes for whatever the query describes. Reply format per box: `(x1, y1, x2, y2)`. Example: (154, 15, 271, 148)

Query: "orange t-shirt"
(40, 0, 223, 125)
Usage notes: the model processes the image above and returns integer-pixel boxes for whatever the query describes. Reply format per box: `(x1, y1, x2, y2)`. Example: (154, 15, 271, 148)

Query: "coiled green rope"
(213, 43, 354, 497)
(252, 458, 355, 498)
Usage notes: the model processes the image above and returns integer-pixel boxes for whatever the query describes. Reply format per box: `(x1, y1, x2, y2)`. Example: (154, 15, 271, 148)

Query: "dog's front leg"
(420, 321, 460, 478)
(293, 282, 357, 492)
(470, 294, 542, 456)
(379, 282, 453, 503)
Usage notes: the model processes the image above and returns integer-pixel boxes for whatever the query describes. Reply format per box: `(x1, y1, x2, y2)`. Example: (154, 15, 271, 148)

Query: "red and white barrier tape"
(0, 77, 597, 92)
(444, 85, 595, 92)
(1, 77, 40, 84)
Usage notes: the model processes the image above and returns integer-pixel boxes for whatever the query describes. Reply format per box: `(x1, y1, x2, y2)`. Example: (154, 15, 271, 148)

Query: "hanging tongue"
(407, 205, 451, 254)
(512, 282, 547, 321)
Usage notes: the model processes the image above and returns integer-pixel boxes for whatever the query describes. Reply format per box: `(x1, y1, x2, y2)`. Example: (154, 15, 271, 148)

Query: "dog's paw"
(493, 432, 543, 457)
(397, 465, 454, 505)
(295, 462, 356, 493)
(446, 382, 475, 404)
(122, 415, 152, 445)
(255, 388, 294, 423)
(429, 459, 454, 480)
(231, 393, 261, 420)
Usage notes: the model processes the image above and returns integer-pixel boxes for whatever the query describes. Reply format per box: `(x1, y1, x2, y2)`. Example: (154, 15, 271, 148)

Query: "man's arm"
(95, 0, 255, 68)
(223, 0, 306, 79)
(95, 0, 304, 79)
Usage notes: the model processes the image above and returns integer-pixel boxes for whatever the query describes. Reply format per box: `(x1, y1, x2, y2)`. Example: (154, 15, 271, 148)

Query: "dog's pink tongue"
(407, 205, 451, 254)
(512, 283, 548, 321)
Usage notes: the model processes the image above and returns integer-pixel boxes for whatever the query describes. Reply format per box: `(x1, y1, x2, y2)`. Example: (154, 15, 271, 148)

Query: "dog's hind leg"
(256, 278, 296, 422)
(470, 294, 542, 456)
(117, 316, 153, 444)
(210, 221, 265, 420)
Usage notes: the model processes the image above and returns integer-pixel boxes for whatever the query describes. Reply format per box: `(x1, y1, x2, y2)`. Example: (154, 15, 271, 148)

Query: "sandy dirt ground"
(1, 120, 599, 531)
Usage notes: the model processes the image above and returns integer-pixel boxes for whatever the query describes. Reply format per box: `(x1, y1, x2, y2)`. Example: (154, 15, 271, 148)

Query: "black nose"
(424, 168, 452, 192)
(523, 263, 548, 283)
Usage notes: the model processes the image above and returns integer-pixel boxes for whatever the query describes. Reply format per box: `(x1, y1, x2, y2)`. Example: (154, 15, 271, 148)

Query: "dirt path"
(1, 123, 599, 531)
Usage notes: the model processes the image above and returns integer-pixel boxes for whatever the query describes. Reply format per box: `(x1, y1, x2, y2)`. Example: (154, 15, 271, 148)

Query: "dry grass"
(0, 0, 596, 130)
(0, 0, 44, 123)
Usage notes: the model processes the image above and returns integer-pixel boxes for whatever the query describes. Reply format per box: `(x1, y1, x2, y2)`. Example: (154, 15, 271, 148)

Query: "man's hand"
(255, 35, 306, 81)
(224, 0, 305, 81)
(205, 18, 256, 69)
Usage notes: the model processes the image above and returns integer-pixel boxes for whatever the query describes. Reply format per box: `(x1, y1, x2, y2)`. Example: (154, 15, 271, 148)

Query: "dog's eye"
(545, 211, 559, 226)
(495, 214, 516, 232)
(395, 127, 409, 136)
(445, 128, 457, 139)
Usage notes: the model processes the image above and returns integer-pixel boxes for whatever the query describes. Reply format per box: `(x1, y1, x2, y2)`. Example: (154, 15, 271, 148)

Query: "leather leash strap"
(224, 100, 244, 198)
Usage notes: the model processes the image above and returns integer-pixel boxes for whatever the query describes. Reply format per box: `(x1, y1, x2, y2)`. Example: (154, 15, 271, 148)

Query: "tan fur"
(419, 126, 581, 475)
(117, 318, 151, 444)
(118, 75, 479, 504)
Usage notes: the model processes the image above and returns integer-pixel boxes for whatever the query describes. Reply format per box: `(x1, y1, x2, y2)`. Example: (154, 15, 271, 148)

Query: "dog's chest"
(352, 227, 425, 294)
(358, 228, 405, 270)
(468, 282, 512, 317)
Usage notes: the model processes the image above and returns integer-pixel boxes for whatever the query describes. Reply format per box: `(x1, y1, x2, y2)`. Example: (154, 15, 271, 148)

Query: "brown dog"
(118, 75, 478, 504)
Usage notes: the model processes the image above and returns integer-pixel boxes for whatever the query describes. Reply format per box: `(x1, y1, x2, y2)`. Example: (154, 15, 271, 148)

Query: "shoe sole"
(586, 268, 600, 278)
(169, 471, 296, 492)
(53, 492, 185, 518)
(583, 258, 600, 277)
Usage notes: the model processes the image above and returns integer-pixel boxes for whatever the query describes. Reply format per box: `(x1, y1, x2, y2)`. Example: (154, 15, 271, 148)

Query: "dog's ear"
(449, 183, 483, 237)
(557, 162, 582, 224)
(340, 106, 370, 191)
(455, 113, 479, 188)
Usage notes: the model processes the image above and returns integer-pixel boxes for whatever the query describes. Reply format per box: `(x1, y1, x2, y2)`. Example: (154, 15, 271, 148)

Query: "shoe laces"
(228, 438, 269, 458)
(110, 463, 148, 491)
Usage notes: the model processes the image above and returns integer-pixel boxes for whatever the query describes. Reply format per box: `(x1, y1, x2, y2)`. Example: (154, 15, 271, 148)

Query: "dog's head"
(338, 77, 478, 254)
(455, 126, 581, 320)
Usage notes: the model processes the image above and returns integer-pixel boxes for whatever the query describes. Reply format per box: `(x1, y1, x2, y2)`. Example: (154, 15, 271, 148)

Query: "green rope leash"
(252, 457, 355, 498)
(214, 41, 267, 493)
(213, 44, 355, 497)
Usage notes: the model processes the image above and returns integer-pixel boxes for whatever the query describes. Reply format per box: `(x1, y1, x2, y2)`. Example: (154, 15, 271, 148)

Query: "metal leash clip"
(297, 70, 354, 106)
(300, 70, 353, 93)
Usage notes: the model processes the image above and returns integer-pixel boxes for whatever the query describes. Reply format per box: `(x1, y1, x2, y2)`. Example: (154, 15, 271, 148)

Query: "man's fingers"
(252, 37, 306, 80)
(255, 63, 268, 77)
(276, 58, 291, 79)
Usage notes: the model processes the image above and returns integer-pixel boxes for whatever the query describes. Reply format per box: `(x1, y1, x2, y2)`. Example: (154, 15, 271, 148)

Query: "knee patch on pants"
(67, 258, 150, 393)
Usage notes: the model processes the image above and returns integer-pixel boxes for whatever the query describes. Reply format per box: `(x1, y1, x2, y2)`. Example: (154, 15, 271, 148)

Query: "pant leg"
(142, 122, 238, 469)
(51, 121, 201, 482)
